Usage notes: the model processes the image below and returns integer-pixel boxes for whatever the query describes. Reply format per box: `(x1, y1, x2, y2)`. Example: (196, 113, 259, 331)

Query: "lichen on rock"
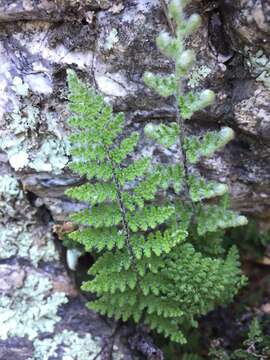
(0, 273, 68, 341)
(245, 48, 270, 88)
(1, 76, 70, 173)
(0, 173, 114, 359)
(0, 174, 59, 265)
(31, 330, 102, 360)
(188, 65, 212, 89)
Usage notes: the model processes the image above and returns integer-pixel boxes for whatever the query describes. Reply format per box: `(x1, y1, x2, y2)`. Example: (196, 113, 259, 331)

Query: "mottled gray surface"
(0, 0, 269, 358)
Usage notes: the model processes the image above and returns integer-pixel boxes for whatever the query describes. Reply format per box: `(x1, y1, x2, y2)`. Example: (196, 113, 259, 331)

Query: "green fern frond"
(66, 182, 117, 205)
(188, 175, 228, 202)
(185, 127, 235, 164)
(197, 203, 248, 235)
(110, 132, 139, 163)
(144, 122, 179, 148)
(69, 227, 125, 252)
(69, 160, 113, 181)
(89, 250, 132, 275)
(66, 2, 247, 343)
(70, 203, 122, 228)
(127, 204, 175, 232)
(117, 157, 150, 184)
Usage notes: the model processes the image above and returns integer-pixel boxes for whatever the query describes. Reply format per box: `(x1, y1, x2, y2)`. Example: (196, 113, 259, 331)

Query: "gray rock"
(0, 0, 269, 358)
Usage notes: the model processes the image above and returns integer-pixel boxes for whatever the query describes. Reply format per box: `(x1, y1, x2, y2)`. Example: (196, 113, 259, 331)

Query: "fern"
(210, 318, 270, 359)
(66, 69, 189, 338)
(143, 0, 247, 235)
(65, 0, 248, 345)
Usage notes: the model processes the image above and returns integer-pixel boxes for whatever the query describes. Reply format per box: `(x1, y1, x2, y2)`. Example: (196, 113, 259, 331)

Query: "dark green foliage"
(65, 0, 248, 345)
(226, 220, 270, 260)
(210, 318, 270, 359)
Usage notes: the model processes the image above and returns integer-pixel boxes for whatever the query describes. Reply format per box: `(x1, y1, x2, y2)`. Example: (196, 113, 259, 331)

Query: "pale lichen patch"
(0, 174, 24, 217)
(0, 175, 22, 200)
(0, 273, 68, 341)
(96, 73, 127, 96)
(30, 138, 70, 173)
(95, 71, 136, 97)
(12, 76, 29, 97)
(31, 330, 102, 360)
(0, 175, 59, 265)
(104, 28, 119, 51)
(0, 77, 70, 174)
(245, 47, 270, 88)
(0, 223, 59, 266)
(9, 150, 29, 170)
(25, 73, 53, 95)
(188, 65, 212, 89)
(233, 86, 270, 138)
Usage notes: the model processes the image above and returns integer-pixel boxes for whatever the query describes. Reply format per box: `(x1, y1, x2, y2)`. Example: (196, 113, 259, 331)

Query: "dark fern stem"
(162, 0, 196, 217)
(174, 89, 196, 218)
(105, 148, 138, 271)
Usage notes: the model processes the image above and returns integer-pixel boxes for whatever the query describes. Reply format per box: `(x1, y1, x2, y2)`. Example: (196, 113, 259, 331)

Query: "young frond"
(188, 175, 228, 202)
(143, 72, 177, 97)
(178, 90, 215, 120)
(144, 122, 178, 148)
(197, 203, 248, 235)
(140, 0, 247, 344)
(185, 127, 235, 164)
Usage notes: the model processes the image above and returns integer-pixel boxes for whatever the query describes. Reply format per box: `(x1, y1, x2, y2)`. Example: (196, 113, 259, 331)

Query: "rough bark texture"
(0, 0, 269, 359)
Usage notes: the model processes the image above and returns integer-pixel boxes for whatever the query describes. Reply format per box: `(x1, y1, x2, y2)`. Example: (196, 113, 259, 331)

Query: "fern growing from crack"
(65, 0, 248, 343)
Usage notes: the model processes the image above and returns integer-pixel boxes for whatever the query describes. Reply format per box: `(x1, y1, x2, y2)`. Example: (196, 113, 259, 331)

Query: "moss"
(0, 273, 68, 340)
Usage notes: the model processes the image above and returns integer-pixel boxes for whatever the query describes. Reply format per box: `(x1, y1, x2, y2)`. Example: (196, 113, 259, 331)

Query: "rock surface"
(0, 0, 269, 358)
